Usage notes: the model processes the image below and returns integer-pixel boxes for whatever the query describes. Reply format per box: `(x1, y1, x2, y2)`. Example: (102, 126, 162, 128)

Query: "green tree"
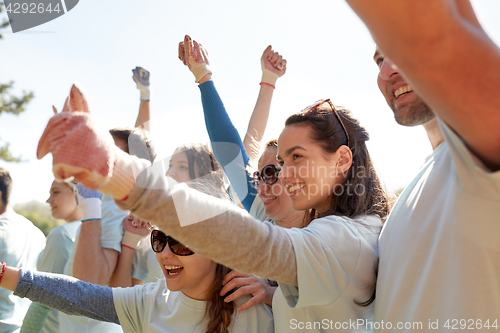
(0, 2, 35, 162)
(14, 201, 64, 236)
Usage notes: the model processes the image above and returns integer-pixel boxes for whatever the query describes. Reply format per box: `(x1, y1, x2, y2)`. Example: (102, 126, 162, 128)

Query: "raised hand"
(178, 35, 212, 83)
(261, 45, 287, 87)
(37, 84, 128, 194)
(122, 214, 153, 250)
(220, 270, 276, 311)
(132, 66, 151, 101)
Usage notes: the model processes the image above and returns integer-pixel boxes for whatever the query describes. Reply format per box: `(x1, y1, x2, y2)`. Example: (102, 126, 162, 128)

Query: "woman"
(37, 95, 390, 331)
(179, 35, 304, 228)
(5, 152, 274, 333)
(20, 179, 82, 333)
(109, 144, 226, 287)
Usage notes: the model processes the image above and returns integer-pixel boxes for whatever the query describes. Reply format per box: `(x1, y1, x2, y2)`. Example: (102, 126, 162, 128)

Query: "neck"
(422, 117, 444, 150)
(0, 204, 6, 215)
(65, 209, 82, 223)
(275, 210, 305, 229)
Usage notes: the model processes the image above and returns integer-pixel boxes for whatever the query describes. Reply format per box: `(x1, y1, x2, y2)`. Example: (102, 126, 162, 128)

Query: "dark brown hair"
(109, 127, 156, 163)
(0, 168, 13, 206)
(204, 265, 235, 333)
(285, 103, 390, 306)
(285, 103, 391, 223)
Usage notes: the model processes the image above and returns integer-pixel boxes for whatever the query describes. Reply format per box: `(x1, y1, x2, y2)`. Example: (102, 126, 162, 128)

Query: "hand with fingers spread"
(261, 45, 287, 88)
(220, 270, 276, 311)
(122, 214, 153, 250)
(132, 66, 151, 101)
(178, 35, 212, 83)
(37, 84, 135, 199)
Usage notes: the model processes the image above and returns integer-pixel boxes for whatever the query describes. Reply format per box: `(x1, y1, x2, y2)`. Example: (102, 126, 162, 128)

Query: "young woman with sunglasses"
(0, 184, 273, 333)
(36, 94, 391, 331)
(179, 35, 304, 229)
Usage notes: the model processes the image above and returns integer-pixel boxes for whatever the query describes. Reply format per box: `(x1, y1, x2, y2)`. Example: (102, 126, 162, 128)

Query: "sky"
(1, 0, 499, 206)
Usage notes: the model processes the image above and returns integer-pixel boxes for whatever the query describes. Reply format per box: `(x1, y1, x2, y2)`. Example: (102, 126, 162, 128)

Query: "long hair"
(204, 265, 235, 333)
(285, 103, 391, 224)
(176, 144, 235, 332)
(285, 103, 391, 306)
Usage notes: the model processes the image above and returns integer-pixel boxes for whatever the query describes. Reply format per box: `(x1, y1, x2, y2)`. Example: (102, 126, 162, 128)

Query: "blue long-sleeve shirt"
(199, 81, 257, 212)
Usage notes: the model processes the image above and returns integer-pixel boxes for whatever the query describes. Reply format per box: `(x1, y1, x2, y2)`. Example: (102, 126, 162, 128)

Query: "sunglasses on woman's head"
(302, 99, 350, 147)
(252, 164, 280, 188)
(151, 230, 194, 256)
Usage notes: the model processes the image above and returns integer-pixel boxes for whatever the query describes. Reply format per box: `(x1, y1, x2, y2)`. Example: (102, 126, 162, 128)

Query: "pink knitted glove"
(122, 214, 153, 250)
(37, 84, 135, 199)
(178, 35, 212, 83)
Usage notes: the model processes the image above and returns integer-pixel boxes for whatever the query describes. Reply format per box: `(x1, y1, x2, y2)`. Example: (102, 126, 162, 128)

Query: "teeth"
(287, 184, 304, 193)
(165, 265, 183, 270)
(262, 197, 276, 202)
(394, 85, 413, 98)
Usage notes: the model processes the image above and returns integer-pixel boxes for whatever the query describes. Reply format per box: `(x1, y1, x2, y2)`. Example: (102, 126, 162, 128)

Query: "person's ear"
(336, 145, 353, 174)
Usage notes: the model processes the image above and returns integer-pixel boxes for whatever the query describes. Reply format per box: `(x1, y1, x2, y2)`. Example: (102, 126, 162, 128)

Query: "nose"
(279, 164, 293, 184)
(165, 167, 176, 179)
(379, 57, 399, 81)
(46, 196, 52, 204)
(160, 243, 175, 259)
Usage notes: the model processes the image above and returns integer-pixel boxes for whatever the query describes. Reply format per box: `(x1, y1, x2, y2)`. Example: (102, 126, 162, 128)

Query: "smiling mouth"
(394, 85, 413, 98)
(262, 196, 276, 202)
(286, 183, 305, 194)
(165, 265, 183, 276)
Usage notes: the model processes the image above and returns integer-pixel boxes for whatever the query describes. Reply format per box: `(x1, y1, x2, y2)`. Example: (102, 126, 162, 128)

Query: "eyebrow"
(277, 145, 306, 160)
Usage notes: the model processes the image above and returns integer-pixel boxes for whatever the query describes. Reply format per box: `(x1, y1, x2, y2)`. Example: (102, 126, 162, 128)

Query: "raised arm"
(179, 35, 256, 211)
(132, 66, 151, 132)
(346, 0, 500, 167)
(243, 45, 287, 165)
(72, 185, 120, 286)
(0, 265, 118, 323)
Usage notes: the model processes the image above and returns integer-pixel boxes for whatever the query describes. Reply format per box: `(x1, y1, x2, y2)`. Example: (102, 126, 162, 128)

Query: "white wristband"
(80, 198, 102, 222)
(121, 231, 144, 250)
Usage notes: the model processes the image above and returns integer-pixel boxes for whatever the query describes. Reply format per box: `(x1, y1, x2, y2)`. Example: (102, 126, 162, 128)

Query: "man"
(346, 0, 500, 331)
(0, 168, 45, 333)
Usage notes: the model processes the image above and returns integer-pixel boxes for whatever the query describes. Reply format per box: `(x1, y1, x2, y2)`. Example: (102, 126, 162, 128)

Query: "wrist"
(122, 231, 144, 250)
(261, 72, 279, 87)
(191, 65, 212, 83)
(139, 88, 150, 101)
(80, 198, 102, 221)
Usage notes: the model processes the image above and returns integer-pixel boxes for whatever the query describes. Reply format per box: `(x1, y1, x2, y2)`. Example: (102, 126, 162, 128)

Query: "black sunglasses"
(151, 230, 194, 256)
(252, 164, 280, 188)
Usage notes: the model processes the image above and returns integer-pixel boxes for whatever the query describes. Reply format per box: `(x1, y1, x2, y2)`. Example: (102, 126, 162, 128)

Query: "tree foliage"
(14, 200, 64, 236)
(0, 5, 35, 162)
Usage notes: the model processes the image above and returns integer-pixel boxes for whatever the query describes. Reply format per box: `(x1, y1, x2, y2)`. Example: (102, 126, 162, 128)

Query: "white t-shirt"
(0, 208, 45, 333)
(60, 194, 127, 333)
(374, 119, 500, 332)
(273, 215, 381, 332)
(113, 279, 274, 333)
(36, 221, 81, 333)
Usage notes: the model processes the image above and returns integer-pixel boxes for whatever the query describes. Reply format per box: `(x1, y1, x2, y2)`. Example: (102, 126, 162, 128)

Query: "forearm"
(108, 246, 135, 288)
(73, 221, 118, 285)
(115, 171, 298, 285)
(135, 101, 150, 131)
(14, 269, 119, 324)
(199, 80, 257, 210)
(347, 0, 500, 166)
(243, 84, 274, 164)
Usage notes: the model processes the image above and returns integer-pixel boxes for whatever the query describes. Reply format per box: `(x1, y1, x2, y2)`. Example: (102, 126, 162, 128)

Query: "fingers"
(62, 97, 70, 112)
(261, 45, 272, 59)
(69, 84, 90, 113)
(52, 105, 58, 114)
(222, 270, 251, 286)
(220, 275, 256, 296)
(178, 42, 186, 64)
(236, 293, 264, 311)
